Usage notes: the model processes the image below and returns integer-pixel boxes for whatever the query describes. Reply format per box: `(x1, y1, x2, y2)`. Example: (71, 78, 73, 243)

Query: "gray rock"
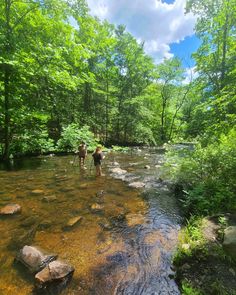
(128, 182, 145, 188)
(35, 260, 74, 288)
(0, 203, 21, 215)
(223, 226, 236, 259)
(16, 245, 57, 273)
(110, 167, 127, 175)
(144, 165, 150, 169)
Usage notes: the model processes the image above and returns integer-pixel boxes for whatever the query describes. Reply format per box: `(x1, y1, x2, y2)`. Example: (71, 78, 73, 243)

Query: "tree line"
(0, 0, 235, 161)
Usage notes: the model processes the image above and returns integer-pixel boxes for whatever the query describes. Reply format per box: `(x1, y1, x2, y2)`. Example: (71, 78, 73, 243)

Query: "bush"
(11, 129, 55, 156)
(56, 124, 98, 152)
(165, 127, 236, 215)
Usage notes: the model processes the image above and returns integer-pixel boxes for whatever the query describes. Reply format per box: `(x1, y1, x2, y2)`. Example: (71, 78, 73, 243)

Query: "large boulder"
(0, 203, 21, 215)
(223, 226, 236, 259)
(16, 245, 57, 273)
(35, 260, 74, 289)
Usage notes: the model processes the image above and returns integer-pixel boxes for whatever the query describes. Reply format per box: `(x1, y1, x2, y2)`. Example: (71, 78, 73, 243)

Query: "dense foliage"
(0, 0, 235, 217)
(0, 0, 193, 159)
(164, 0, 236, 216)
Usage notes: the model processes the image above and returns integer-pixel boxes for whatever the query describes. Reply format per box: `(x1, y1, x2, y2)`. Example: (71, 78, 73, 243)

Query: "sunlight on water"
(0, 150, 182, 295)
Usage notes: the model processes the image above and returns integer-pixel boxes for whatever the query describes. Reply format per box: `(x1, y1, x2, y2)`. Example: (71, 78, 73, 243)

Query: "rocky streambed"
(0, 148, 182, 294)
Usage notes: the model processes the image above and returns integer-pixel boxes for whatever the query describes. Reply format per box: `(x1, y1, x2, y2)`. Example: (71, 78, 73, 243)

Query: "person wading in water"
(78, 141, 87, 167)
(92, 146, 104, 176)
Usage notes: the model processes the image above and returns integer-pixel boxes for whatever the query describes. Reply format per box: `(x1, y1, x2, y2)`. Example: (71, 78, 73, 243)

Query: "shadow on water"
(0, 148, 182, 295)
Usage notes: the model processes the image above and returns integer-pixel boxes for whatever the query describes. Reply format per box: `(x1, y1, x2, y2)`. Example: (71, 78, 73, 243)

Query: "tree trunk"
(3, 0, 11, 160)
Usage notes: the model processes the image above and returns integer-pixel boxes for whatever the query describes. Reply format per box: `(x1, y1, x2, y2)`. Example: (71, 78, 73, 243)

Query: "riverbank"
(173, 214, 236, 295)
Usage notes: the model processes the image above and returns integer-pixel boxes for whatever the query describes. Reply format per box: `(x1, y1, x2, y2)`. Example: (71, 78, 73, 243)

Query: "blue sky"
(86, 0, 199, 67)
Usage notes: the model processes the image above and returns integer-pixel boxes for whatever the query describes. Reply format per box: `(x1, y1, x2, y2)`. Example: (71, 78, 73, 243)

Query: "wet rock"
(144, 165, 150, 169)
(65, 216, 83, 229)
(38, 221, 53, 230)
(20, 216, 39, 228)
(0, 203, 21, 215)
(223, 226, 236, 259)
(35, 260, 74, 289)
(112, 162, 119, 166)
(16, 245, 57, 273)
(91, 203, 104, 212)
(41, 195, 57, 203)
(32, 189, 44, 195)
(110, 167, 127, 175)
(128, 182, 145, 188)
(126, 213, 145, 227)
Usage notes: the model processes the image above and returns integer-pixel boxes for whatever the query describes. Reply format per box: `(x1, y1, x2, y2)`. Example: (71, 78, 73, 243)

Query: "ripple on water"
(0, 150, 181, 295)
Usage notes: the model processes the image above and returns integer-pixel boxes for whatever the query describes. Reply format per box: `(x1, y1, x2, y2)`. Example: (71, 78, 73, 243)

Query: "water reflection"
(0, 149, 181, 295)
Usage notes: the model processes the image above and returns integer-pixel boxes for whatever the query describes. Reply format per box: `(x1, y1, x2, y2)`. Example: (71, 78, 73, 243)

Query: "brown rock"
(35, 260, 74, 288)
(91, 203, 103, 212)
(0, 203, 21, 215)
(66, 216, 83, 228)
(16, 245, 57, 273)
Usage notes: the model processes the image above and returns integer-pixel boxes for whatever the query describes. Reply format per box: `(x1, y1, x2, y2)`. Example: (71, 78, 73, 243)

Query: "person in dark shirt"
(92, 146, 104, 176)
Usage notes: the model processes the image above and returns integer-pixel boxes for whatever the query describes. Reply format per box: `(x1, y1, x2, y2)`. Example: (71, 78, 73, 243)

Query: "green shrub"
(56, 124, 98, 152)
(165, 127, 236, 215)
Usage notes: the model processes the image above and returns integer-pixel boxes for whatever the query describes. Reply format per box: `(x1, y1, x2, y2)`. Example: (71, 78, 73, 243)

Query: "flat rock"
(223, 226, 236, 259)
(0, 203, 21, 215)
(91, 203, 104, 212)
(66, 216, 83, 228)
(16, 245, 57, 273)
(110, 167, 127, 175)
(32, 189, 44, 195)
(41, 195, 57, 203)
(128, 182, 145, 188)
(35, 260, 74, 288)
(126, 213, 146, 227)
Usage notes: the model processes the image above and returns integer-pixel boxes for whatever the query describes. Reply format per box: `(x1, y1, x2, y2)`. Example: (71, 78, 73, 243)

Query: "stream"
(0, 148, 182, 295)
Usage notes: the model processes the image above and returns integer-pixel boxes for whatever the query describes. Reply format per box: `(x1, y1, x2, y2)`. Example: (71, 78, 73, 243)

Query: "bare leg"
(96, 165, 101, 176)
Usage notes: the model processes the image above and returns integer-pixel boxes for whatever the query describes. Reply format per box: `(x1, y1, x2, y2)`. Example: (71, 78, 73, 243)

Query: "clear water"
(0, 149, 182, 295)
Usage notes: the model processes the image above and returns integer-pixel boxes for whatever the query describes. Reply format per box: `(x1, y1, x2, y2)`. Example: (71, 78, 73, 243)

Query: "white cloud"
(182, 66, 198, 84)
(86, 0, 196, 62)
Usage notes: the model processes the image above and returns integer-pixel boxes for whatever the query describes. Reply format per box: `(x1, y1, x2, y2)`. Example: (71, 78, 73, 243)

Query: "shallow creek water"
(0, 148, 182, 295)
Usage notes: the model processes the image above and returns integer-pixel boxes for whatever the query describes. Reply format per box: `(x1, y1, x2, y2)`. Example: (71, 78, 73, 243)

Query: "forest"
(1, 0, 236, 214)
(0, 0, 236, 294)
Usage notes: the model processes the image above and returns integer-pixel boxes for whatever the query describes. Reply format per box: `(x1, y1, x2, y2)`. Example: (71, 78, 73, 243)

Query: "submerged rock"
(91, 203, 104, 212)
(35, 260, 74, 289)
(64, 216, 83, 230)
(0, 203, 21, 215)
(223, 226, 236, 259)
(9, 227, 38, 250)
(128, 182, 145, 188)
(16, 245, 57, 273)
(41, 195, 57, 203)
(126, 213, 146, 227)
(32, 189, 44, 195)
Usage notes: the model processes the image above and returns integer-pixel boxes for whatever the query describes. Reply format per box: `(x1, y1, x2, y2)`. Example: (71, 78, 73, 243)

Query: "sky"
(86, 0, 200, 67)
